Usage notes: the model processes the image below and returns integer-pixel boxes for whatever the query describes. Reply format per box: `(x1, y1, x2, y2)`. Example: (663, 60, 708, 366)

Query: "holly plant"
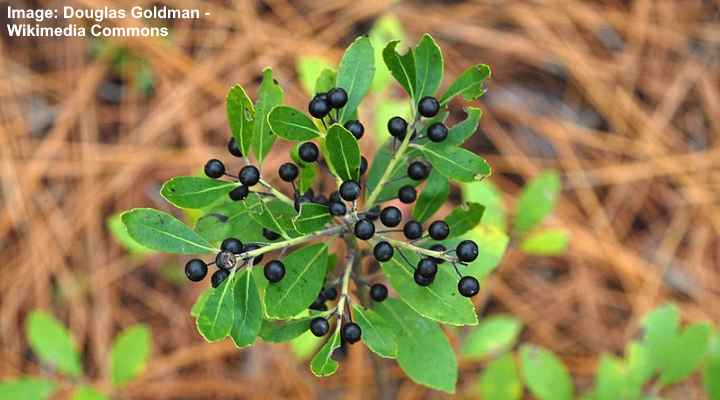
(119, 33, 491, 393)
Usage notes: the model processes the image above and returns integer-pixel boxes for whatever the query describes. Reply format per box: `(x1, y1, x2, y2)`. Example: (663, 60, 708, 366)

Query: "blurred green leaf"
(659, 322, 711, 385)
(121, 208, 215, 254)
(226, 85, 255, 156)
(520, 228, 569, 255)
(369, 14, 405, 91)
(477, 353, 522, 400)
(0, 378, 56, 400)
(315, 68, 336, 94)
(594, 355, 625, 400)
(703, 334, 720, 400)
(414, 34, 443, 98)
(412, 170, 449, 223)
(107, 213, 153, 255)
(520, 344, 573, 400)
(353, 305, 397, 358)
(297, 56, 334, 96)
(464, 224, 510, 280)
(268, 105, 321, 141)
(160, 177, 237, 209)
(641, 303, 680, 373)
(462, 315, 522, 360)
(440, 64, 491, 106)
(444, 202, 486, 239)
(310, 329, 342, 377)
(373, 99, 411, 145)
(463, 180, 507, 231)
(252, 68, 284, 163)
(290, 330, 322, 360)
(265, 244, 328, 319)
(513, 171, 561, 235)
(190, 288, 211, 318)
(110, 325, 151, 387)
(71, 386, 107, 400)
(26, 311, 82, 377)
(335, 37, 375, 123)
(325, 124, 361, 181)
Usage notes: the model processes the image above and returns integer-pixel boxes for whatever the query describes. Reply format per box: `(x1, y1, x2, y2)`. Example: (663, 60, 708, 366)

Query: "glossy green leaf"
(514, 170, 561, 235)
(265, 244, 328, 319)
(0, 378, 56, 400)
(369, 14, 405, 91)
(463, 180, 507, 230)
(194, 201, 265, 245)
(121, 208, 215, 254)
(353, 305, 397, 358)
(381, 250, 477, 326)
(110, 325, 151, 387)
(229, 269, 263, 348)
(226, 85, 255, 156)
(414, 34, 443, 98)
(444, 202, 486, 239)
(197, 271, 237, 341)
(465, 224, 510, 279)
(259, 317, 313, 343)
(703, 334, 720, 400)
(375, 299, 457, 393)
(160, 177, 237, 209)
(335, 36, 375, 123)
(107, 213, 153, 255)
(310, 329, 342, 377)
(659, 322, 711, 385)
(445, 107, 483, 146)
(26, 311, 82, 377)
(520, 344, 573, 400)
(71, 386, 107, 400)
(293, 203, 331, 234)
(246, 195, 299, 240)
(440, 64, 491, 106)
(315, 68, 336, 93)
(297, 56, 334, 95)
(366, 142, 416, 204)
(412, 170, 449, 223)
(420, 143, 491, 182)
(252, 68, 283, 163)
(325, 124, 361, 181)
(520, 228, 570, 255)
(462, 315, 522, 360)
(268, 105, 321, 141)
(641, 303, 680, 373)
(382, 40, 416, 99)
(478, 353, 522, 400)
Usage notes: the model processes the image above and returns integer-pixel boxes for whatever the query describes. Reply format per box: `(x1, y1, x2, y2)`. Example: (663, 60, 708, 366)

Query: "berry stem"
(236, 224, 347, 262)
(333, 250, 356, 328)
(376, 234, 459, 263)
(258, 178, 294, 206)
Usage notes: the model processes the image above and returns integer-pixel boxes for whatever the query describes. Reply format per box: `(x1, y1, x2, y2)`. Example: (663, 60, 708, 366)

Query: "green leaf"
(315, 68, 336, 93)
(107, 213, 153, 255)
(659, 322, 711, 385)
(463, 180, 507, 231)
(335, 36, 375, 123)
(382, 40, 416, 99)
(121, 208, 215, 254)
(520, 228, 569, 255)
(419, 143, 491, 182)
(190, 288, 211, 318)
(71, 386, 107, 400)
(366, 142, 416, 203)
(519, 344, 573, 400)
(26, 311, 82, 377)
(290, 330, 323, 360)
(0, 378, 56, 400)
(641, 303, 680, 373)
(297, 163, 317, 194)
(293, 203, 331, 234)
(265, 244, 328, 319)
(268, 106, 321, 141)
(440, 64, 491, 106)
(252, 68, 284, 163)
(310, 329, 342, 377)
(297, 56, 334, 96)
(412, 170, 449, 223)
(369, 14, 405, 91)
(160, 177, 237, 209)
(325, 124, 361, 181)
(197, 271, 237, 341)
(226, 85, 255, 156)
(194, 201, 265, 245)
(246, 195, 299, 240)
(462, 315, 522, 360)
(465, 224, 510, 279)
(514, 170, 561, 235)
(229, 269, 263, 348)
(374, 99, 411, 144)
(477, 353, 522, 400)
(594, 355, 626, 400)
(353, 305, 397, 358)
(414, 34, 443, 99)
(445, 202, 486, 239)
(624, 342, 654, 394)
(445, 107, 483, 146)
(375, 299, 457, 393)
(110, 325, 151, 387)
(259, 317, 313, 343)
(381, 250, 477, 326)
(703, 334, 720, 400)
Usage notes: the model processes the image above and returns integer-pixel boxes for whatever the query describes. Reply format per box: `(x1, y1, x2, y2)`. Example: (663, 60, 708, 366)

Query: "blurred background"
(2, 0, 720, 398)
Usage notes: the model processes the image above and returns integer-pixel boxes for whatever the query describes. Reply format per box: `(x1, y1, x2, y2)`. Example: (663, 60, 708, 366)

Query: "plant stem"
(237, 224, 347, 261)
(333, 250, 356, 329)
(258, 178, 294, 206)
(377, 234, 459, 263)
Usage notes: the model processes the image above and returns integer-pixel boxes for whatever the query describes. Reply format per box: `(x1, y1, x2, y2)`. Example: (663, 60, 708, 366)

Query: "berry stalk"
(376, 235, 459, 264)
(234, 224, 348, 264)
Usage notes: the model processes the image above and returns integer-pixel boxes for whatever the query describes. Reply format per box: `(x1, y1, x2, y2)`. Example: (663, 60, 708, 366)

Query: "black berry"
(417, 258, 438, 278)
(418, 96, 440, 118)
(185, 259, 208, 282)
(262, 228, 280, 241)
(413, 269, 433, 286)
(322, 287, 338, 301)
(373, 241, 394, 262)
(380, 206, 402, 227)
(403, 220, 423, 240)
(458, 276, 480, 297)
(211, 269, 230, 288)
(264, 260, 286, 283)
(344, 120, 364, 139)
(228, 185, 250, 201)
(238, 165, 260, 186)
(309, 95, 330, 118)
(329, 191, 341, 203)
(354, 219, 375, 240)
(313, 194, 329, 206)
(227, 138, 243, 157)
(429, 244, 447, 264)
(359, 156, 368, 175)
(242, 243, 264, 265)
(278, 163, 299, 182)
(327, 87, 348, 109)
(204, 159, 225, 179)
(427, 123, 448, 142)
(221, 238, 243, 254)
(366, 206, 381, 221)
(215, 251, 237, 270)
(388, 116, 408, 138)
(341, 322, 362, 344)
(339, 180, 361, 201)
(456, 240, 479, 262)
(310, 317, 330, 337)
(370, 283, 388, 302)
(299, 142, 319, 163)
(309, 301, 328, 311)
(398, 185, 417, 204)
(428, 220, 450, 240)
(328, 201, 347, 216)
(407, 161, 429, 181)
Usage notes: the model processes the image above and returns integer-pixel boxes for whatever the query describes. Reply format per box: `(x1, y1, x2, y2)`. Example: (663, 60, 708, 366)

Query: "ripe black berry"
(370, 283, 388, 302)
(322, 287, 338, 301)
(228, 185, 250, 201)
(215, 251, 237, 270)
(428, 220, 450, 240)
(403, 220, 423, 240)
(344, 120, 364, 139)
(339, 180, 361, 201)
(456, 240, 479, 262)
(329, 191, 341, 203)
(388, 116, 408, 138)
(407, 161, 429, 181)
(366, 206, 381, 221)
(380, 206, 402, 227)
(221, 238, 243, 254)
(313, 194, 329, 206)
(429, 244, 447, 264)
(310, 317, 330, 337)
(373, 241, 394, 262)
(309, 300, 328, 311)
(262, 228, 280, 241)
(185, 259, 208, 282)
(354, 219, 375, 240)
(278, 162, 299, 182)
(328, 201, 347, 216)
(413, 269, 433, 286)
(341, 322, 362, 344)
(398, 185, 417, 204)
(327, 87, 348, 109)
(359, 156, 368, 175)
(204, 159, 225, 179)
(242, 243, 264, 265)
(298, 142, 319, 163)
(458, 276, 480, 297)
(238, 165, 260, 186)
(427, 123, 448, 142)
(417, 258, 438, 277)
(227, 137, 243, 157)
(309, 95, 330, 118)
(418, 96, 440, 118)
(264, 260, 286, 283)
(211, 269, 230, 288)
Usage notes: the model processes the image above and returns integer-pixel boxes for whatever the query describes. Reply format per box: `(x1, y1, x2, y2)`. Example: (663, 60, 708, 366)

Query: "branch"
(375, 235, 459, 263)
(258, 178, 294, 206)
(235, 224, 347, 262)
